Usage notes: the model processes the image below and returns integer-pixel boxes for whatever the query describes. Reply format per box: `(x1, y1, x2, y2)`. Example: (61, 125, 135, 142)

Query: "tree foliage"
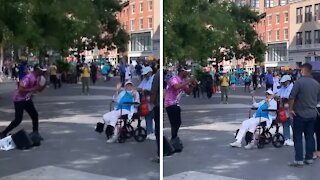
(0, 0, 129, 61)
(164, 0, 266, 64)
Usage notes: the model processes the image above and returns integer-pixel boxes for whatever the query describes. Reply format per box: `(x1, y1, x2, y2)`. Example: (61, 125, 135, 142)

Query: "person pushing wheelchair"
(230, 89, 277, 149)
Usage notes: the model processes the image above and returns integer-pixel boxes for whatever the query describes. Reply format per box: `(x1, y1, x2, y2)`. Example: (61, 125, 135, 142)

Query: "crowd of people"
(164, 63, 320, 168)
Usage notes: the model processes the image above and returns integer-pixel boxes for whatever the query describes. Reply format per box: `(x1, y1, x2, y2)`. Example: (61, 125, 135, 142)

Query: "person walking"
(119, 61, 126, 87)
(0, 64, 46, 140)
(220, 72, 229, 104)
(90, 63, 98, 84)
(288, 63, 320, 167)
(265, 70, 274, 91)
(252, 72, 258, 90)
(81, 63, 90, 95)
(165, 66, 197, 152)
(230, 73, 236, 91)
(49, 63, 58, 89)
(243, 73, 251, 92)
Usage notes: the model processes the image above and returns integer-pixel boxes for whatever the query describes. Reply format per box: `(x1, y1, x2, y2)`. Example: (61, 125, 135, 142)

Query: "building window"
(265, 0, 274, 8)
(250, 0, 259, 8)
(131, 32, 152, 52)
(268, 30, 272, 42)
(315, 30, 320, 43)
(296, 7, 303, 23)
(305, 57, 311, 63)
(139, 18, 143, 30)
(284, 12, 288, 22)
(148, 17, 152, 29)
(280, 0, 287, 6)
(276, 14, 280, 24)
(305, 5, 312, 22)
(296, 32, 302, 45)
(305, 31, 312, 44)
(276, 30, 280, 41)
(131, 20, 135, 31)
(315, 4, 320, 21)
(140, 2, 143, 12)
(284, 29, 288, 40)
(132, 4, 135, 14)
(148, 0, 153, 11)
(268, 15, 272, 25)
(267, 43, 287, 62)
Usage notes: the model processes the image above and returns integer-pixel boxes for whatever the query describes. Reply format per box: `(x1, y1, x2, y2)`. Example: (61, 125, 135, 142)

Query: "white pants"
(236, 117, 268, 143)
(102, 109, 130, 127)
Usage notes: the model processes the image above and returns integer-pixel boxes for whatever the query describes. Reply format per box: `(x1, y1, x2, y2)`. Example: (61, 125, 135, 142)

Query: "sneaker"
(288, 161, 304, 167)
(106, 135, 118, 143)
(147, 134, 156, 141)
(244, 141, 255, 149)
(230, 141, 241, 148)
(284, 139, 294, 146)
(304, 159, 313, 165)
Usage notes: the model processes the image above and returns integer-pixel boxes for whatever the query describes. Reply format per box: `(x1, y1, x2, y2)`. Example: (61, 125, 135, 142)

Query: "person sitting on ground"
(103, 81, 140, 143)
(230, 89, 277, 149)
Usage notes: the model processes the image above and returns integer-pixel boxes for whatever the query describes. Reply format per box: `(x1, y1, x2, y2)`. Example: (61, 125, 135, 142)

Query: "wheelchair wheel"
(118, 131, 126, 143)
(123, 124, 134, 139)
(263, 131, 272, 144)
(257, 135, 265, 149)
(272, 133, 285, 148)
(134, 127, 147, 142)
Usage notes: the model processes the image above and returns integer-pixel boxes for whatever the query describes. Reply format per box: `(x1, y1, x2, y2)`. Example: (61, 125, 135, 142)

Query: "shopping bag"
(139, 98, 149, 117)
(278, 107, 287, 123)
(0, 135, 16, 151)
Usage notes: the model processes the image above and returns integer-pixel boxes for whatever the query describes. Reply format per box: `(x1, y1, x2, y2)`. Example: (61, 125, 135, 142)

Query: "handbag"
(278, 107, 287, 123)
(139, 97, 149, 117)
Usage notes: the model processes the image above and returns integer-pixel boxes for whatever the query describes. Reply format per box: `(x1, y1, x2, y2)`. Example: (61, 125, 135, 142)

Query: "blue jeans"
(145, 109, 154, 134)
(283, 118, 293, 140)
(292, 115, 316, 161)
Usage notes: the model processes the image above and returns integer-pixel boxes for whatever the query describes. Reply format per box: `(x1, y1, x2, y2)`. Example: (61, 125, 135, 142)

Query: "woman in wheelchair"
(103, 81, 140, 143)
(230, 89, 277, 149)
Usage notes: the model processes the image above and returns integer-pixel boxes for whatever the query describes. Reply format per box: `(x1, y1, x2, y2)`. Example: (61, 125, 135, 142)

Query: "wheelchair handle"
(262, 109, 277, 112)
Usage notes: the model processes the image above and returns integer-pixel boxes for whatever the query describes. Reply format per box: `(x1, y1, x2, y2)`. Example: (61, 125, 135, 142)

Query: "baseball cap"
(178, 65, 192, 72)
(33, 64, 46, 71)
(266, 89, 274, 95)
(142, 66, 153, 75)
(125, 81, 134, 86)
(280, 75, 291, 83)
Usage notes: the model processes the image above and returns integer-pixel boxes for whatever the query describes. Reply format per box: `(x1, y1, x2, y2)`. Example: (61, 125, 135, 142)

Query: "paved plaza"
(164, 87, 320, 180)
(0, 77, 159, 180)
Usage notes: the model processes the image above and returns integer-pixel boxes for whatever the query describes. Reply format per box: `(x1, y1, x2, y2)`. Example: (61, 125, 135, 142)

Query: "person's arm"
(289, 81, 300, 117)
(18, 78, 38, 93)
(172, 79, 193, 90)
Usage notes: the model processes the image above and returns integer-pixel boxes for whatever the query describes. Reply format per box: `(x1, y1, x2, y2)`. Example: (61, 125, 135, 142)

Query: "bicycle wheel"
(134, 127, 147, 142)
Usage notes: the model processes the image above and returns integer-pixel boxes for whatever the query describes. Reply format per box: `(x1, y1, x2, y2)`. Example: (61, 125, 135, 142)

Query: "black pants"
(266, 83, 273, 91)
(154, 105, 160, 156)
(166, 105, 181, 140)
(50, 75, 57, 89)
(315, 108, 320, 151)
(193, 85, 200, 98)
(2, 100, 39, 135)
(120, 74, 125, 87)
(91, 73, 97, 84)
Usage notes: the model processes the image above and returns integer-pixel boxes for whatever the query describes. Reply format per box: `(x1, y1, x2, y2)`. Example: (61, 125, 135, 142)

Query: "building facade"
(288, 0, 320, 67)
(117, 0, 159, 62)
(255, 3, 290, 70)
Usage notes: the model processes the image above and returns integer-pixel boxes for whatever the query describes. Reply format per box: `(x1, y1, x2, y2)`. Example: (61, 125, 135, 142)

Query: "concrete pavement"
(164, 86, 320, 180)
(0, 77, 159, 180)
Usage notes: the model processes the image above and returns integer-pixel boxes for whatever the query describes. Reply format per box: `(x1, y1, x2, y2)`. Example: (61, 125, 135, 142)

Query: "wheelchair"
(235, 102, 285, 149)
(95, 101, 147, 143)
